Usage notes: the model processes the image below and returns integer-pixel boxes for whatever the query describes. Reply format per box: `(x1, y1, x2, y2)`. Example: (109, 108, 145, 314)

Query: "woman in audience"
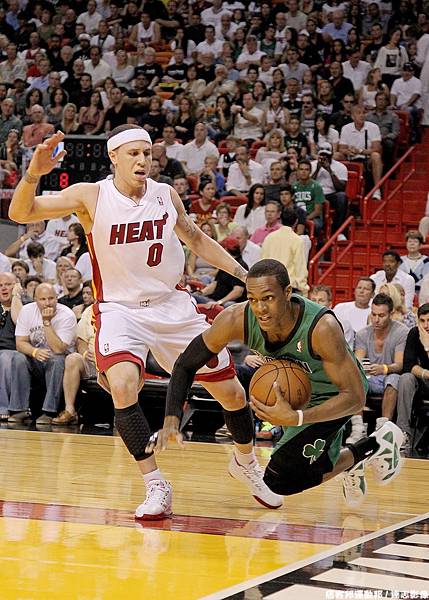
(253, 80, 269, 111)
(285, 146, 300, 184)
(57, 103, 82, 134)
(255, 128, 287, 175)
(346, 27, 361, 53)
(60, 223, 88, 262)
(111, 49, 135, 90)
(46, 88, 67, 127)
(214, 202, 237, 242)
(316, 80, 335, 114)
(0, 129, 23, 185)
(233, 183, 265, 235)
(325, 39, 347, 66)
(263, 91, 290, 133)
(269, 68, 286, 95)
(170, 27, 197, 63)
(11, 260, 29, 284)
(186, 220, 218, 284)
(190, 180, 219, 225)
(301, 69, 317, 96)
(78, 91, 105, 135)
(54, 256, 74, 296)
(182, 64, 205, 102)
(99, 76, 118, 109)
(206, 95, 233, 142)
(308, 112, 339, 157)
(142, 95, 166, 142)
(379, 283, 416, 329)
(73, 280, 95, 321)
(172, 96, 197, 144)
(22, 88, 44, 126)
(358, 68, 389, 110)
(375, 28, 409, 88)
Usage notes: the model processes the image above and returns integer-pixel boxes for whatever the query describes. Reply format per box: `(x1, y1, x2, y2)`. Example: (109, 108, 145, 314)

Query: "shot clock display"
(40, 135, 112, 191)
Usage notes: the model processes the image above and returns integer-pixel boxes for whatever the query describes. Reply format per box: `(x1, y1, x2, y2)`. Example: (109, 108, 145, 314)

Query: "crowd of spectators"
(0, 0, 429, 446)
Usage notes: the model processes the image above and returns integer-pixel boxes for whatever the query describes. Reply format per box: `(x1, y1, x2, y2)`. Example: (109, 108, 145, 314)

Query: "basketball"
(249, 359, 311, 409)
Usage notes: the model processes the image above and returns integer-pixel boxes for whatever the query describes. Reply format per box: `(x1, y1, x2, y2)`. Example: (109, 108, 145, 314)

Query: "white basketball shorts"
(92, 287, 234, 388)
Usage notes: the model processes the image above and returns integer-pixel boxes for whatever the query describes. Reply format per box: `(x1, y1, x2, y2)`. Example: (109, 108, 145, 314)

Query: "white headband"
(107, 129, 152, 152)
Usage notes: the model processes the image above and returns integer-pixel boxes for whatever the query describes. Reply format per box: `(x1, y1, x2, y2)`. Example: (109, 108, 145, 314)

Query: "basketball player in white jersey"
(9, 126, 283, 519)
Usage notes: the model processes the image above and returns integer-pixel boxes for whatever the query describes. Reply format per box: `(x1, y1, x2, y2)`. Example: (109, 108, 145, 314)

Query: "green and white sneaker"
(342, 462, 366, 508)
(368, 421, 403, 486)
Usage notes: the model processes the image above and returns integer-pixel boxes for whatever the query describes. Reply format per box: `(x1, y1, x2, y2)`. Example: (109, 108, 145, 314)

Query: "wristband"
(43, 320, 51, 327)
(383, 364, 389, 376)
(32, 348, 37, 358)
(296, 409, 304, 427)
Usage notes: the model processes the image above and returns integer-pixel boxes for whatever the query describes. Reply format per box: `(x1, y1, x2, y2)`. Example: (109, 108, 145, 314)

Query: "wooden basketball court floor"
(1, 428, 429, 600)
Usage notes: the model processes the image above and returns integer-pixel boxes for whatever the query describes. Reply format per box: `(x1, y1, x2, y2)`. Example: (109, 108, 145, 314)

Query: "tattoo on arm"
(234, 265, 247, 282)
(24, 172, 40, 184)
(181, 215, 198, 239)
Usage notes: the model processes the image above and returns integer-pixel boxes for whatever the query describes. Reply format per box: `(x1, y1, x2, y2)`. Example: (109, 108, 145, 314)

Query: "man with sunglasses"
(0, 271, 24, 420)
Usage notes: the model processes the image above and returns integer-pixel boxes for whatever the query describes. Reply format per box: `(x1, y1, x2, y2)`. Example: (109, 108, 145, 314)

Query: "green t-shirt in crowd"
(292, 178, 324, 214)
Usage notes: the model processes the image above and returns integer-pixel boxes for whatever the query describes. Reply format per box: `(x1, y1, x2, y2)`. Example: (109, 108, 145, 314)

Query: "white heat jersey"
(88, 177, 185, 306)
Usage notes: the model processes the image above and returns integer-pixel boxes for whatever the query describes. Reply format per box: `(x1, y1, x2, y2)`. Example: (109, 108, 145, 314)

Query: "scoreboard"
(40, 135, 112, 191)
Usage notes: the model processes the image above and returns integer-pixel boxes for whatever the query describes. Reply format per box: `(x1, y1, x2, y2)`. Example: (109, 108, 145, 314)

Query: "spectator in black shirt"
(284, 115, 308, 158)
(152, 144, 185, 180)
(330, 93, 355, 134)
(125, 73, 155, 112)
(297, 33, 323, 72)
(362, 23, 385, 64)
(163, 48, 187, 86)
(329, 62, 355, 108)
(186, 13, 206, 45)
(283, 77, 302, 115)
(134, 47, 164, 89)
(137, 95, 165, 140)
(156, 1, 185, 42)
(58, 268, 84, 310)
(104, 87, 134, 132)
(73, 33, 92, 62)
(69, 72, 93, 109)
(396, 303, 429, 452)
(63, 58, 85, 94)
(196, 52, 216, 84)
(0, 272, 24, 420)
(46, 34, 63, 71)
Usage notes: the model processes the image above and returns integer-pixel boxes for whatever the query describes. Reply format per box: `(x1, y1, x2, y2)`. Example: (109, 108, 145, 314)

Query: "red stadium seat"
(187, 175, 199, 193)
(250, 140, 266, 159)
(220, 195, 248, 207)
(197, 304, 224, 323)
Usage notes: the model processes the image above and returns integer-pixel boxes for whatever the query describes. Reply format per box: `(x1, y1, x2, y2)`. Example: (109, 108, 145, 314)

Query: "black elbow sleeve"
(165, 334, 216, 419)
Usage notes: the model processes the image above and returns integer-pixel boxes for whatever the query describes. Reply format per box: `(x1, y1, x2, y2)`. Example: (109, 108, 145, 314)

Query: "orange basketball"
(249, 359, 311, 409)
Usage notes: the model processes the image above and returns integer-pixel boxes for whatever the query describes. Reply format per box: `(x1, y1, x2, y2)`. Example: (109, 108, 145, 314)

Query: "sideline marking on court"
(200, 511, 429, 600)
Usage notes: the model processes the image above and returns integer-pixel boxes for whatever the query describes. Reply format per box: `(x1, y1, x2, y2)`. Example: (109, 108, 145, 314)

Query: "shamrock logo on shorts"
(302, 438, 326, 464)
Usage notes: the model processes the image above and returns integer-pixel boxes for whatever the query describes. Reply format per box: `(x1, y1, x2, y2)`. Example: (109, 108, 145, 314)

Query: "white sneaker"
(401, 432, 411, 453)
(337, 233, 347, 241)
(372, 189, 382, 200)
(368, 421, 403, 486)
(345, 420, 367, 445)
(375, 416, 388, 430)
(135, 480, 173, 520)
(228, 455, 283, 509)
(342, 462, 367, 508)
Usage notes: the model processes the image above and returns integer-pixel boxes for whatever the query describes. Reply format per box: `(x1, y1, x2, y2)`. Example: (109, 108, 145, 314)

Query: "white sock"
(143, 469, 164, 485)
(234, 447, 256, 466)
(351, 415, 364, 426)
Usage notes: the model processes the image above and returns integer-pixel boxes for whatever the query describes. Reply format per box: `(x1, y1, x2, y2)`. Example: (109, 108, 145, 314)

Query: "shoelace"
(144, 481, 170, 508)
(239, 461, 268, 489)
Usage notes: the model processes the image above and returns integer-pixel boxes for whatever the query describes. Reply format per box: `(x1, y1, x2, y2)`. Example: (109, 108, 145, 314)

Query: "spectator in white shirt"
(391, 63, 422, 142)
(45, 215, 80, 251)
(196, 25, 224, 59)
(25, 242, 57, 282)
(226, 145, 264, 194)
(311, 143, 348, 235)
(201, 0, 232, 27)
(342, 48, 371, 92)
(76, 0, 103, 35)
(215, 13, 238, 42)
(334, 277, 375, 347)
(232, 91, 264, 141)
(338, 105, 383, 199)
(236, 35, 265, 72)
(180, 122, 219, 175)
(371, 250, 416, 309)
(84, 46, 112, 88)
(233, 183, 266, 234)
(231, 225, 261, 268)
(5, 221, 60, 262)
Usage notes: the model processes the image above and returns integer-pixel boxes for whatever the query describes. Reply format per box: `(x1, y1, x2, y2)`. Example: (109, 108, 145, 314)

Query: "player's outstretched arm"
(147, 303, 245, 453)
(170, 188, 247, 282)
(9, 131, 87, 224)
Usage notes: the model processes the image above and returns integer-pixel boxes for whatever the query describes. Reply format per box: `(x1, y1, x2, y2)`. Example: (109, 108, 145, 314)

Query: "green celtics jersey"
(245, 294, 368, 407)
(291, 179, 324, 215)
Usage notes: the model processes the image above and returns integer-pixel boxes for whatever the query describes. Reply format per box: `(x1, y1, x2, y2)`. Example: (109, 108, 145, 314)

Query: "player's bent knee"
(109, 379, 139, 407)
(263, 464, 324, 496)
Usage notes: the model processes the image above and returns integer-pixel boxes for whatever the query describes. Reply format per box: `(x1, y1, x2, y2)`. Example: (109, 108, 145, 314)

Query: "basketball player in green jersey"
(149, 259, 404, 508)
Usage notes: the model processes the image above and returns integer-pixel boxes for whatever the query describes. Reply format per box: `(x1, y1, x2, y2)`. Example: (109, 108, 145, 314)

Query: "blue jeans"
(367, 373, 400, 394)
(0, 349, 31, 414)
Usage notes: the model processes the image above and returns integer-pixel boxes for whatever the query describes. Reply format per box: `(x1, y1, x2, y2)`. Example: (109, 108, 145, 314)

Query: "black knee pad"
(263, 461, 325, 496)
(114, 403, 152, 461)
(223, 404, 254, 445)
